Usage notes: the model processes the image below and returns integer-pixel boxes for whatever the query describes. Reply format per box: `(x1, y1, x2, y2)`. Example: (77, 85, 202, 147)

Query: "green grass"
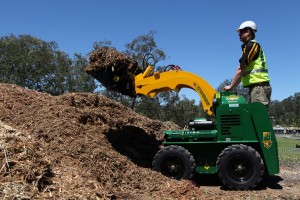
(277, 137, 300, 163)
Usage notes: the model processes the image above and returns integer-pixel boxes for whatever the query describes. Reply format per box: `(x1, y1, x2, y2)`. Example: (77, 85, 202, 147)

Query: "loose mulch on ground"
(0, 83, 299, 199)
(0, 83, 199, 199)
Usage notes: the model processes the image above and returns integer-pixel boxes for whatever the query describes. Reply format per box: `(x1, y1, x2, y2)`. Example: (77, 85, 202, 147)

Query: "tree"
(122, 31, 176, 119)
(124, 30, 165, 69)
(163, 95, 202, 128)
(269, 100, 282, 125)
(68, 53, 97, 93)
(294, 93, 300, 128)
(92, 40, 114, 51)
(134, 96, 163, 120)
(0, 34, 96, 95)
(0, 34, 56, 90)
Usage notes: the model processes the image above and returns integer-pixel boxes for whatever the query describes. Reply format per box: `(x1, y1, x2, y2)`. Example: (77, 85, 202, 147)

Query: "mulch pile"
(85, 48, 142, 97)
(0, 83, 202, 199)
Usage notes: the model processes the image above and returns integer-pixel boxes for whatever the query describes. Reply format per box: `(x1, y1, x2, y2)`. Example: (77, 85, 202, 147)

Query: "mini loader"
(86, 49, 279, 190)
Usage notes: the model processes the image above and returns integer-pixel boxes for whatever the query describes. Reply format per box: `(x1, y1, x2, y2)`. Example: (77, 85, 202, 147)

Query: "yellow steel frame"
(135, 66, 216, 116)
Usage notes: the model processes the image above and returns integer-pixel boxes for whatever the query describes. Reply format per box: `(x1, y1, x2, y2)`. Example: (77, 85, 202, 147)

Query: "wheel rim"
(160, 155, 185, 179)
(227, 155, 253, 182)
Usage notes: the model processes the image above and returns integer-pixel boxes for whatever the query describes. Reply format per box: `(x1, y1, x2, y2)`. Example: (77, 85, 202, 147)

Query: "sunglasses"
(239, 29, 248, 35)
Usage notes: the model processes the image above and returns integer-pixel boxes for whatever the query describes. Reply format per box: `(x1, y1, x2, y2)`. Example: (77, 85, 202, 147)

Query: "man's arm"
(224, 41, 259, 91)
(223, 63, 246, 91)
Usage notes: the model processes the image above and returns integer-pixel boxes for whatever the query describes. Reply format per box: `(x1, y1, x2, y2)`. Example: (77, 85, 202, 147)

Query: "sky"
(0, 0, 299, 102)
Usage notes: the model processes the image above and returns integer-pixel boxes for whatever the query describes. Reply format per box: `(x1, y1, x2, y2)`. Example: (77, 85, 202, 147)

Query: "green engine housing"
(162, 91, 279, 176)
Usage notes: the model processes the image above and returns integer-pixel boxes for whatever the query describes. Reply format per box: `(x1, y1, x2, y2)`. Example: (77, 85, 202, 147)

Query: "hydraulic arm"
(134, 66, 216, 116)
(85, 48, 216, 115)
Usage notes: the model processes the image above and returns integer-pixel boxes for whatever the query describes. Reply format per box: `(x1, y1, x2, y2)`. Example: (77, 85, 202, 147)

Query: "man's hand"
(223, 85, 232, 91)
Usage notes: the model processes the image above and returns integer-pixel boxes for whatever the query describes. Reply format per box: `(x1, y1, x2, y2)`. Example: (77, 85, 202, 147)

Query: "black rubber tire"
(217, 144, 265, 190)
(152, 145, 195, 180)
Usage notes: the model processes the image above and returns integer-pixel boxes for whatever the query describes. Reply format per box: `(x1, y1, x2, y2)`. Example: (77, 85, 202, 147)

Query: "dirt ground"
(0, 83, 299, 200)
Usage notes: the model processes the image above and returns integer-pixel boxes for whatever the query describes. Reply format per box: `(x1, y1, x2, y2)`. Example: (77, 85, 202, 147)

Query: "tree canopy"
(269, 92, 300, 128)
(0, 33, 298, 129)
(0, 34, 96, 95)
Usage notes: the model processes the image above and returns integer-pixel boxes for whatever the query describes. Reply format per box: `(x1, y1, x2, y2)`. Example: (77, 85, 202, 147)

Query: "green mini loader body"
(152, 92, 279, 190)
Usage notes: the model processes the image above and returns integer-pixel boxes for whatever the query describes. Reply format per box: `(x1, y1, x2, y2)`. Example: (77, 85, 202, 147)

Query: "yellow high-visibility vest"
(242, 40, 270, 87)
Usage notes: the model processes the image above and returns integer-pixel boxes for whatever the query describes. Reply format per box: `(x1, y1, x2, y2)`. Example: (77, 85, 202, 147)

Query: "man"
(224, 21, 271, 107)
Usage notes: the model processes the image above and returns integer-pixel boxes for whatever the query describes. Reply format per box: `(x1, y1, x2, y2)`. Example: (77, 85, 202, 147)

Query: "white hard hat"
(237, 21, 257, 32)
